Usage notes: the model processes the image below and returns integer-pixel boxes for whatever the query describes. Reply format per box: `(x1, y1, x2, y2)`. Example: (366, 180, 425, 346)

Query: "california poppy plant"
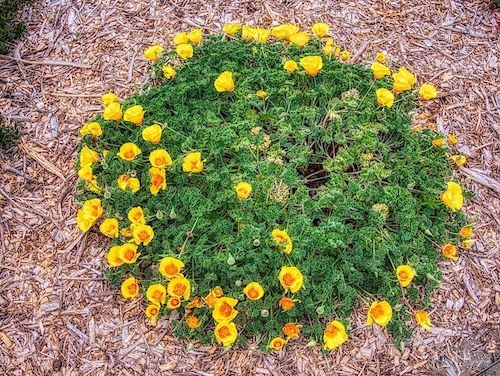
(367, 301, 392, 327)
(278, 266, 303, 293)
(323, 321, 348, 350)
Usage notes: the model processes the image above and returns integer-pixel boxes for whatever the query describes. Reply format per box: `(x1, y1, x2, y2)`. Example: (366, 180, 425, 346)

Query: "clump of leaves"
(0, 118, 20, 150)
(0, 0, 31, 55)
(76, 31, 468, 350)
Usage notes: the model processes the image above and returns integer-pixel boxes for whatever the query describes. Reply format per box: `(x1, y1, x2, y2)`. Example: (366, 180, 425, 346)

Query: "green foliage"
(76, 33, 468, 349)
(0, 118, 20, 150)
(0, 0, 31, 54)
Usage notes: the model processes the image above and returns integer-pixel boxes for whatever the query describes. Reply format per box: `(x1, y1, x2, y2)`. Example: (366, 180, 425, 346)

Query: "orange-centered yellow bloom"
(182, 152, 204, 173)
(128, 206, 145, 224)
(289, 32, 309, 48)
(149, 149, 172, 168)
(186, 297, 205, 309)
(167, 276, 191, 300)
(80, 198, 104, 222)
(243, 282, 264, 300)
(79, 145, 99, 167)
(450, 155, 466, 167)
(159, 256, 184, 279)
(133, 224, 154, 246)
(167, 297, 181, 309)
(299, 56, 323, 77)
(440, 182, 463, 212)
(251, 28, 270, 43)
(186, 316, 199, 329)
(117, 143, 141, 161)
(376, 88, 395, 108)
(80, 122, 102, 137)
(176, 43, 193, 60)
(214, 71, 235, 92)
(119, 243, 140, 264)
(459, 226, 473, 238)
(101, 92, 118, 105)
(149, 167, 166, 196)
(123, 105, 145, 125)
(103, 102, 122, 121)
(396, 265, 415, 287)
(311, 22, 329, 38)
(415, 310, 431, 330)
(99, 218, 119, 238)
(256, 90, 268, 98)
(162, 65, 176, 79)
(235, 182, 252, 199)
(241, 25, 254, 41)
(283, 323, 300, 339)
(117, 175, 140, 193)
(340, 50, 350, 61)
(371, 62, 391, 79)
(419, 83, 437, 100)
(432, 139, 446, 147)
(441, 244, 458, 261)
(173, 32, 189, 45)
(144, 45, 163, 61)
(323, 321, 348, 350)
(279, 297, 296, 310)
(121, 277, 139, 299)
(76, 211, 94, 232)
(392, 67, 416, 92)
(213, 286, 224, 298)
(107, 245, 124, 267)
(278, 266, 303, 293)
(284, 60, 298, 73)
(78, 166, 93, 181)
(214, 322, 238, 347)
(376, 52, 386, 63)
(222, 23, 241, 36)
(142, 124, 162, 144)
(272, 229, 292, 254)
(271, 24, 298, 40)
(145, 304, 160, 325)
(448, 134, 458, 144)
(367, 301, 392, 326)
(187, 29, 202, 44)
(212, 297, 238, 323)
(204, 290, 217, 308)
(269, 337, 287, 351)
(146, 284, 167, 305)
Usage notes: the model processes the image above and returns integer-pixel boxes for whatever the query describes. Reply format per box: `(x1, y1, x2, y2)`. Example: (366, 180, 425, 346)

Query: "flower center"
(282, 273, 294, 286)
(127, 283, 137, 295)
(138, 230, 150, 241)
(152, 174, 164, 186)
(124, 150, 135, 159)
(219, 302, 233, 317)
(248, 287, 259, 299)
(164, 263, 179, 276)
(399, 271, 408, 279)
(325, 324, 339, 337)
(155, 157, 166, 165)
(218, 326, 230, 339)
(150, 307, 158, 315)
(170, 298, 180, 306)
(152, 290, 164, 301)
(173, 283, 187, 296)
(124, 249, 134, 261)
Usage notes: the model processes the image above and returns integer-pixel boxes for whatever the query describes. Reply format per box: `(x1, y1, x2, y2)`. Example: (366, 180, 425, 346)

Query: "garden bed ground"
(0, 0, 499, 375)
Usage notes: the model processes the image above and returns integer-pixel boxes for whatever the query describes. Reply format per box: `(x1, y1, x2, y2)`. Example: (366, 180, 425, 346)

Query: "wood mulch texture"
(0, 0, 499, 375)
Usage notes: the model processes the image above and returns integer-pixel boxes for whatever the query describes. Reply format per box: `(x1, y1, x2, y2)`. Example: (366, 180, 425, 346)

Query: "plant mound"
(75, 27, 468, 350)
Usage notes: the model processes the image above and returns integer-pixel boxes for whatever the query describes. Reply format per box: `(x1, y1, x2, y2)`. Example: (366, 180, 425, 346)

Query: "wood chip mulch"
(0, 0, 499, 375)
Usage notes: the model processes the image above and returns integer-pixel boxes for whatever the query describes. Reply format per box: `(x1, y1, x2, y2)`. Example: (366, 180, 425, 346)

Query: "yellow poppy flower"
(182, 152, 204, 173)
(123, 105, 144, 125)
(185, 297, 205, 309)
(167, 297, 181, 309)
(459, 226, 473, 238)
(289, 32, 309, 48)
(121, 277, 139, 299)
(223, 23, 240, 36)
(271, 24, 298, 40)
(367, 301, 392, 326)
(79, 145, 99, 167)
(392, 67, 416, 92)
(117, 175, 140, 193)
(283, 323, 300, 339)
(187, 29, 202, 44)
(213, 286, 224, 297)
(145, 304, 160, 325)
(278, 266, 303, 293)
(376, 88, 395, 108)
(241, 25, 254, 41)
(117, 143, 141, 161)
(87, 177, 102, 195)
(448, 134, 458, 144)
(235, 182, 252, 199)
(99, 218, 119, 238)
(146, 284, 167, 305)
(101, 92, 118, 105)
(340, 50, 350, 61)
(214, 71, 235, 92)
(214, 322, 238, 347)
(250, 28, 270, 43)
(167, 276, 191, 300)
(419, 83, 437, 100)
(173, 32, 189, 45)
(463, 239, 476, 248)
(415, 310, 431, 330)
(119, 243, 140, 264)
(142, 124, 162, 144)
(432, 139, 446, 147)
(212, 297, 238, 323)
(323, 44, 334, 56)
(128, 206, 145, 224)
(299, 56, 323, 77)
(107, 245, 124, 267)
(376, 52, 386, 63)
(243, 282, 264, 300)
(186, 316, 199, 329)
(283, 60, 298, 73)
(311, 22, 329, 38)
(440, 182, 463, 211)
(76, 209, 94, 232)
(162, 65, 176, 79)
(269, 337, 287, 350)
(103, 102, 122, 121)
(81, 198, 103, 221)
(80, 122, 102, 137)
(323, 321, 348, 350)
(149, 149, 172, 168)
(149, 167, 166, 196)
(256, 90, 268, 98)
(279, 297, 297, 311)
(158, 256, 184, 279)
(78, 166, 93, 181)
(396, 265, 415, 287)
(371, 62, 391, 79)
(132, 224, 154, 246)
(272, 229, 292, 254)
(143, 45, 163, 61)
(441, 243, 458, 260)
(450, 155, 466, 167)
(204, 290, 217, 307)
(176, 43, 193, 60)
